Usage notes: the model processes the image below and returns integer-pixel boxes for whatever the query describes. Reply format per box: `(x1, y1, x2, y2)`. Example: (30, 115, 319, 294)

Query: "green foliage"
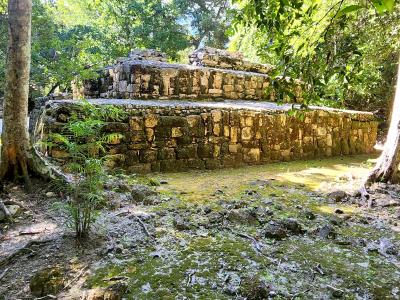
(0, 0, 231, 96)
(174, 0, 232, 48)
(48, 101, 127, 238)
(231, 0, 400, 110)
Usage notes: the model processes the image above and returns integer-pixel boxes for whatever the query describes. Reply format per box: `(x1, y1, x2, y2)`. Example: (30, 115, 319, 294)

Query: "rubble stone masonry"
(38, 99, 378, 173)
(81, 49, 303, 102)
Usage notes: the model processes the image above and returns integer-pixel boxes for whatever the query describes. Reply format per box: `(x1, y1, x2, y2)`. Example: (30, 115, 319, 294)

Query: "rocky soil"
(0, 155, 399, 299)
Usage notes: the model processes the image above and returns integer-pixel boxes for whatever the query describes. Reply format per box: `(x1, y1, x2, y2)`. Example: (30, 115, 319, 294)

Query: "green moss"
(88, 235, 269, 299)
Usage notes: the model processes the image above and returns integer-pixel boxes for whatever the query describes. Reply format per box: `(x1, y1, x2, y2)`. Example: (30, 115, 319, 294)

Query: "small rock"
(300, 210, 316, 220)
(213, 189, 224, 195)
(173, 216, 191, 231)
(203, 206, 212, 214)
(316, 225, 336, 239)
(45, 191, 56, 198)
(30, 266, 66, 297)
(248, 179, 271, 187)
(240, 275, 271, 300)
(0, 204, 21, 221)
(131, 185, 157, 203)
(334, 208, 344, 214)
(328, 190, 347, 202)
(159, 180, 168, 185)
(226, 209, 259, 225)
(223, 273, 241, 295)
(379, 238, 398, 256)
(264, 218, 304, 240)
(84, 282, 128, 300)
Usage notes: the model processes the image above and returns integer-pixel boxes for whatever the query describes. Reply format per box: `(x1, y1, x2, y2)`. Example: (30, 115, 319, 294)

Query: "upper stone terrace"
(79, 48, 303, 102)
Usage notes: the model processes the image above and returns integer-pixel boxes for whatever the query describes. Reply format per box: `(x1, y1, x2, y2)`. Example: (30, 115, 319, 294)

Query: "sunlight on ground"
(154, 155, 378, 203)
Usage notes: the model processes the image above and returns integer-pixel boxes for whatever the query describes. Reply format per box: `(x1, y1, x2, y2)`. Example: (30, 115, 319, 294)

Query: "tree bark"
(364, 57, 400, 185)
(0, 0, 32, 183)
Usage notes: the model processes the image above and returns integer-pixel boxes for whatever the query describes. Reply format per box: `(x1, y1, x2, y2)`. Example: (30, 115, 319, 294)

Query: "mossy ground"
(88, 155, 400, 299)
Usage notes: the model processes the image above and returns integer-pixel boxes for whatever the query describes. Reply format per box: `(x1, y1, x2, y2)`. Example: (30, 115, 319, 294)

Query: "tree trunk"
(365, 57, 400, 185)
(0, 0, 32, 183)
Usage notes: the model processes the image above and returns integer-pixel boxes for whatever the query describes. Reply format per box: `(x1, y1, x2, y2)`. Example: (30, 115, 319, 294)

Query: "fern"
(45, 100, 127, 238)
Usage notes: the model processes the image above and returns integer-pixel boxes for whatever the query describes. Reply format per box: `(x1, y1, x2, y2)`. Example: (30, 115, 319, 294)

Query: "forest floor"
(1, 155, 400, 299)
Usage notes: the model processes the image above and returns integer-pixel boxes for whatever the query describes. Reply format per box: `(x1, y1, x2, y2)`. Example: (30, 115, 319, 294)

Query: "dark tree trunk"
(0, 0, 32, 183)
(365, 58, 400, 185)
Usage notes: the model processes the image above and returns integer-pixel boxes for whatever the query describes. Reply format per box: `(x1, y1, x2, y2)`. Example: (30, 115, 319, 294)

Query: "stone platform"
(36, 99, 378, 173)
(80, 56, 303, 102)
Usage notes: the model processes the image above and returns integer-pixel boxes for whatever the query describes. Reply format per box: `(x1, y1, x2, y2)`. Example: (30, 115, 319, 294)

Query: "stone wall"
(38, 99, 378, 173)
(189, 47, 274, 74)
(83, 61, 303, 102)
(82, 48, 303, 102)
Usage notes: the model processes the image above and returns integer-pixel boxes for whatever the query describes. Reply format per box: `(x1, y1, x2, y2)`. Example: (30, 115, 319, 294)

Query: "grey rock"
(131, 184, 157, 204)
(226, 209, 259, 225)
(173, 216, 191, 231)
(30, 266, 66, 297)
(328, 190, 348, 202)
(316, 225, 337, 239)
(264, 218, 304, 240)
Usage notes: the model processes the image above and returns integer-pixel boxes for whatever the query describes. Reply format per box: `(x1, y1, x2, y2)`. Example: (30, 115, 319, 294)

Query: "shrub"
(48, 100, 127, 238)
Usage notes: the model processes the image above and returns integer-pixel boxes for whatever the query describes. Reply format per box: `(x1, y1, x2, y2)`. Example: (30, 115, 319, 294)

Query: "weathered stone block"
(177, 145, 197, 159)
(243, 148, 260, 163)
(241, 127, 253, 141)
(145, 114, 158, 128)
(197, 143, 214, 159)
(140, 150, 157, 163)
(129, 116, 143, 130)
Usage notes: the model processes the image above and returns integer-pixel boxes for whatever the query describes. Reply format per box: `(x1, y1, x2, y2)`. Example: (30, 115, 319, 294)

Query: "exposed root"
(0, 200, 11, 219)
(132, 214, 152, 237)
(359, 185, 373, 208)
(0, 238, 56, 268)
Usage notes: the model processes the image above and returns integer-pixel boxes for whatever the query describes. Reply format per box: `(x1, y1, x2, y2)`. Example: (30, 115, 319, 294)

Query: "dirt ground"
(1, 155, 400, 299)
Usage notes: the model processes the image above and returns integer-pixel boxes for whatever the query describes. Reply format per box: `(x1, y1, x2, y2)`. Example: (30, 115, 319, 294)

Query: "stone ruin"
(189, 47, 274, 74)
(81, 48, 302, 102)
(35, 48, 378, 173)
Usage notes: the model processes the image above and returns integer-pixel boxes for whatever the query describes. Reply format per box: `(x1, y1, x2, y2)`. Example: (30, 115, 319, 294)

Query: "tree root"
(223, 226, 270, 260)
(0, 200, 11, 219)
(359, 185, 373, 208)
(0, 237, 56, 268)
(132, 214, 152, 237)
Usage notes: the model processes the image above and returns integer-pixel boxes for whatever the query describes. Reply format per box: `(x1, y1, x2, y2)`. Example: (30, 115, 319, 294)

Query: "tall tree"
(233, 0, 399, 187)
(0, 0, 32, 183)
(174, 0, 231, 48)
(364, 59, 400, 184)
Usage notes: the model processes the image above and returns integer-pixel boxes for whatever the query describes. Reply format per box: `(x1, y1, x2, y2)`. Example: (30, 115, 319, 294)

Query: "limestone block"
(229, 144, 239, 153)
(144, 114, 158, 128)
(130, 131, 145, 142)
(241, 127, 253, 141)
(172, 127, 183, 138)
(213, 145, 221, 158)
(187, 115, 202, 127)
(118, 80, 127, 92)
(243, 148, 260, 163)
(177, 145, 197, 159)
(129, 116, 144, 130)
(145, 128, 154, 142)
(223, 85, 234, 92)
(139, 150, 157, 163)
(223, 126, 230, 137)
(211, 110, 222, 123)
(230, 127, 238, 143)
(326, 134, 333, 147)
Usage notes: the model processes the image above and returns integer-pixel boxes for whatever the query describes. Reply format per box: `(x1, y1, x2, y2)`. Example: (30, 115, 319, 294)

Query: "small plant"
(47, 100, 127, 238)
